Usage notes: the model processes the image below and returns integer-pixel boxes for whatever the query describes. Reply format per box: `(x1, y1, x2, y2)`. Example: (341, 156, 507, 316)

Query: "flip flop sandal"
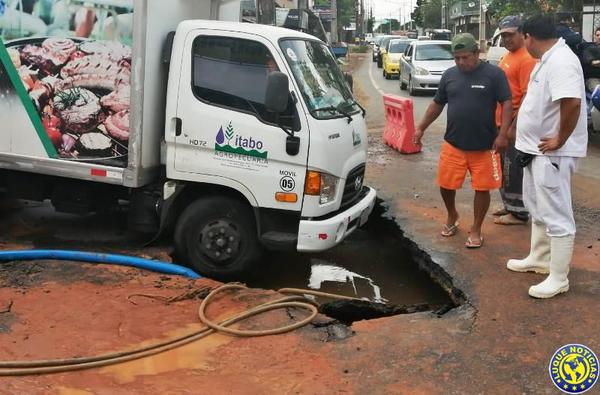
(492, 208, 509, 216)
(494, 214, 527, 225)
(441, 221, 459, 237)
(465, 237, 484, 249)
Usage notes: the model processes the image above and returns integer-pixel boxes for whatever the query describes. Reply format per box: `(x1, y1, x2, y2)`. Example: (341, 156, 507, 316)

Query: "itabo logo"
(215, 122, 268, 159)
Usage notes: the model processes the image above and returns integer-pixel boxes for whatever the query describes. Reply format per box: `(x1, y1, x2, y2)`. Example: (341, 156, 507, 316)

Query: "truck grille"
(341, 164, 366, 209)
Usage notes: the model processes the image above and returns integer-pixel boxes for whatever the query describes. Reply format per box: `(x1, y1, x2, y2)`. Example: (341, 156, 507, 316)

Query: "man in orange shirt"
(493, 16, 537, 225)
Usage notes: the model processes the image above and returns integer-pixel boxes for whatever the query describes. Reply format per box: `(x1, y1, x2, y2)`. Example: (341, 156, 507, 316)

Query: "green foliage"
(350, 45, 369, 53)
(487, 0, 584, 20)
(376, 19, 400, 33)
(412, 0, 442, 29)
(367, 17, 374, 33)
(312, 0, 356, 36)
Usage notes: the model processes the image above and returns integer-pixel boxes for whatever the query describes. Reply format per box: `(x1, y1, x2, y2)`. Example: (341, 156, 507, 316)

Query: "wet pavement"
(247, 204, 451, 307)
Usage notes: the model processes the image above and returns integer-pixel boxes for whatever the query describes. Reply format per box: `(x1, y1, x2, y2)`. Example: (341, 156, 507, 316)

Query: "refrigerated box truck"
(0, 0, 376, 278)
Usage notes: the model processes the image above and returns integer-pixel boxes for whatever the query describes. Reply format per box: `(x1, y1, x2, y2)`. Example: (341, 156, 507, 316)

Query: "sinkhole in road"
(245, 200, 464, 324)
(0, 198, 464, 325)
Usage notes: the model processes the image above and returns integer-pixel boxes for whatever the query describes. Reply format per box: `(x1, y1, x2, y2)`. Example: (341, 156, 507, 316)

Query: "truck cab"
(164, 21, 376, 277)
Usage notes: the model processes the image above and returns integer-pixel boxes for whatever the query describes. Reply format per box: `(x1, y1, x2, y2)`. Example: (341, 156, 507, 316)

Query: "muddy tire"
(384, 70, 390, 80)
(174, 197, 262, 280)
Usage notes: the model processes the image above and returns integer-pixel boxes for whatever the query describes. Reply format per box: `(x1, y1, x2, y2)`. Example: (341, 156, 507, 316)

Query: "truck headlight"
(415, 66, 430, 75)
(305, 171, 339, 205)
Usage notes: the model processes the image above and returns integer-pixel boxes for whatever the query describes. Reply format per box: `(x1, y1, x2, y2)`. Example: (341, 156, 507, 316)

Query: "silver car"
(399, 40, 454, 95)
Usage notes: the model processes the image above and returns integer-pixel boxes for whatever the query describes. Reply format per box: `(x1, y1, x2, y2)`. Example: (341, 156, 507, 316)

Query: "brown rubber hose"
(198, 284, 318, 336)
(0, 284, 349, 376)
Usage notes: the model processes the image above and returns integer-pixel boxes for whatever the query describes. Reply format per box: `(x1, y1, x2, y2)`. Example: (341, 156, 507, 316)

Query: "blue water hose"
(0, 250, 201, 279)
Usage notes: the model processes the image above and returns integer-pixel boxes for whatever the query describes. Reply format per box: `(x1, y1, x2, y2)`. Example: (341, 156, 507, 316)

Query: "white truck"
(0, 0, 376, 279)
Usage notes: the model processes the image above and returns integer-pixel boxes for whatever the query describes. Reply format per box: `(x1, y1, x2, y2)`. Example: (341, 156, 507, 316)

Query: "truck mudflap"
(297, 187, 376, 251)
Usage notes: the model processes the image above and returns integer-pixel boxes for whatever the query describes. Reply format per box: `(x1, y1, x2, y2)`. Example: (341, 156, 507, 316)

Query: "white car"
(399, 40, 454, 95)
(486, 28, 508, 65)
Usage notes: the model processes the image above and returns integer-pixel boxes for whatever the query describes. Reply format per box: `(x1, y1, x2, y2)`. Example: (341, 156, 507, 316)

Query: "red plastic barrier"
(382, 94, 421, 154)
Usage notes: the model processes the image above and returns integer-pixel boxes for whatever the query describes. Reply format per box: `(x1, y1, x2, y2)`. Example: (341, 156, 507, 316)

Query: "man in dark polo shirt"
(413, 33, 512, 248)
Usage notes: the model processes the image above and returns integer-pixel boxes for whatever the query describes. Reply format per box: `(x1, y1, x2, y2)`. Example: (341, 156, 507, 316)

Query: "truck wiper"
(344, 99, 367, 117)
(310, 105, 353, 124)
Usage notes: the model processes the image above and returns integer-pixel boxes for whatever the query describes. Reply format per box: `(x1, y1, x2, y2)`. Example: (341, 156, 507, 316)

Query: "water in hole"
(246, 209, 451, 307)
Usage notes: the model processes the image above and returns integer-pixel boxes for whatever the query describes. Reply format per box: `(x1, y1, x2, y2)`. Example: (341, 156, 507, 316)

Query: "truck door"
(172, 30, 309, 211)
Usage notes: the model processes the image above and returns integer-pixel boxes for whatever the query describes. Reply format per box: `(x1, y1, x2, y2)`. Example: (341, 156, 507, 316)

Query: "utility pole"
(441, 0, 446, 29)
(331, 0, 338, 43)
(479, 0, 487, 50)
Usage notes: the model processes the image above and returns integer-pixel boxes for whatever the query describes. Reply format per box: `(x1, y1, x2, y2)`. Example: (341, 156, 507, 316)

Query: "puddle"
(245, 201, 455, 310)
(99, 324, 232, 384)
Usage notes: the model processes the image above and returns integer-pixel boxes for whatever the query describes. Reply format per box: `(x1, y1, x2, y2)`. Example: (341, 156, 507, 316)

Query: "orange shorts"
(437, 142, 502, 191)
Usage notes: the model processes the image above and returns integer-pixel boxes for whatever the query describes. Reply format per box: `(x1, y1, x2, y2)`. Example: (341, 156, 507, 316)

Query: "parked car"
(486, 28, 508, 65)
(372, 36, 384, 62)
(382, 39, 414, 79)
(400, 40, 454, 95)
(376, 35, 403, 68)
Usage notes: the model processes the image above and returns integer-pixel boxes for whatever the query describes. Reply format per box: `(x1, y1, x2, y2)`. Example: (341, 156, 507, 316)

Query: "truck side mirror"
(344, 72, 353, 92)
(265, 71, 289, 113)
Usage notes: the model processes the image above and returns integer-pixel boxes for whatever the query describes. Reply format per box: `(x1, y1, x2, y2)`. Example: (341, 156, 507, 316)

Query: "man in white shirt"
(505, 15, 588, 298)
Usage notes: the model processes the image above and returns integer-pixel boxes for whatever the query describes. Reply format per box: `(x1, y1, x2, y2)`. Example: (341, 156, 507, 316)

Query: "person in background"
(493, 16, 537, 226)
(555, 11, 582, 55)
(580, 26, 600, 93)
(505, 15, 588, 299)
(413, 33, 512, 248)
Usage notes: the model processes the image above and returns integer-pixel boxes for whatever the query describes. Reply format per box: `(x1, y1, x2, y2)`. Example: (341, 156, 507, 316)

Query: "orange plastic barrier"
(382, 94, 421, 154)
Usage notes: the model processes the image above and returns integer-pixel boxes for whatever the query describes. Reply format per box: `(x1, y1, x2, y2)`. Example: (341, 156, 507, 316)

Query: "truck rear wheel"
(174, 197, 261, 279)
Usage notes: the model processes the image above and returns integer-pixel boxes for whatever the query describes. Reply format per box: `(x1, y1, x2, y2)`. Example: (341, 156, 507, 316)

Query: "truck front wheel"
(174, 197, 261, 279)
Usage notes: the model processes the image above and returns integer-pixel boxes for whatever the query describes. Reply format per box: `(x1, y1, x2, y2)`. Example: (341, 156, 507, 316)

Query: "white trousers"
(523, 156, 578, 237)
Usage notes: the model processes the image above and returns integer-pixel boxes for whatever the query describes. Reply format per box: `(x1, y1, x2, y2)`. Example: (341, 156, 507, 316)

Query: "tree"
(313, 0, 356, 28)
(367, 7, 374, 33)
(487, 0, 584, 20)
(412, 0, 442, 29)
(376, 19, 400, 33)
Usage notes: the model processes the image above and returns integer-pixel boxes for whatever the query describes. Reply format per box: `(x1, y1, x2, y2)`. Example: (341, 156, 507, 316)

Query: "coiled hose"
(0, 252, 355, 376)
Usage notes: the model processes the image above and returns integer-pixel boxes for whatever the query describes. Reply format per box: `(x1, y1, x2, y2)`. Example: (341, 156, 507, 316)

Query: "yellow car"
(382, 39, 414, 80)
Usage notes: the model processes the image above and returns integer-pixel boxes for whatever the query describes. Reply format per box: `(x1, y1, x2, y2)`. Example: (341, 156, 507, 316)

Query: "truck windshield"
(280, 39, 359, 119)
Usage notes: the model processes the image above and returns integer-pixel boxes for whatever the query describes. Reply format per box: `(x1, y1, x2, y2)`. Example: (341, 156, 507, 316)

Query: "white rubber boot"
(528, 236, 574, 299)
(507, 222, 550, 274)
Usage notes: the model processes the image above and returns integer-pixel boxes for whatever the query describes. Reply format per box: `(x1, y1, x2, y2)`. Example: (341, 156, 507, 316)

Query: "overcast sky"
(366, 0, 417, 24)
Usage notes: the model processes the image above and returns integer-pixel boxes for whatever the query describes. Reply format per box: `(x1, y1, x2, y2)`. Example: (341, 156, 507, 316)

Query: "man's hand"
(493, 134, 510, 154)
(538, 137, 564, 153)
(413, 127, 424, 146)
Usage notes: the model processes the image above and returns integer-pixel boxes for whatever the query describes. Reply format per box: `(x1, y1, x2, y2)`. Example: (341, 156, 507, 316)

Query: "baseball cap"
(451, 33, 478, 53)
(499, 15, 522, 33)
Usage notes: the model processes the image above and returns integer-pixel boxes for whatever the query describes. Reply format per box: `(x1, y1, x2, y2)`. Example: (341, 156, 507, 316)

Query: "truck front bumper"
(297, 186, 377, 251)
